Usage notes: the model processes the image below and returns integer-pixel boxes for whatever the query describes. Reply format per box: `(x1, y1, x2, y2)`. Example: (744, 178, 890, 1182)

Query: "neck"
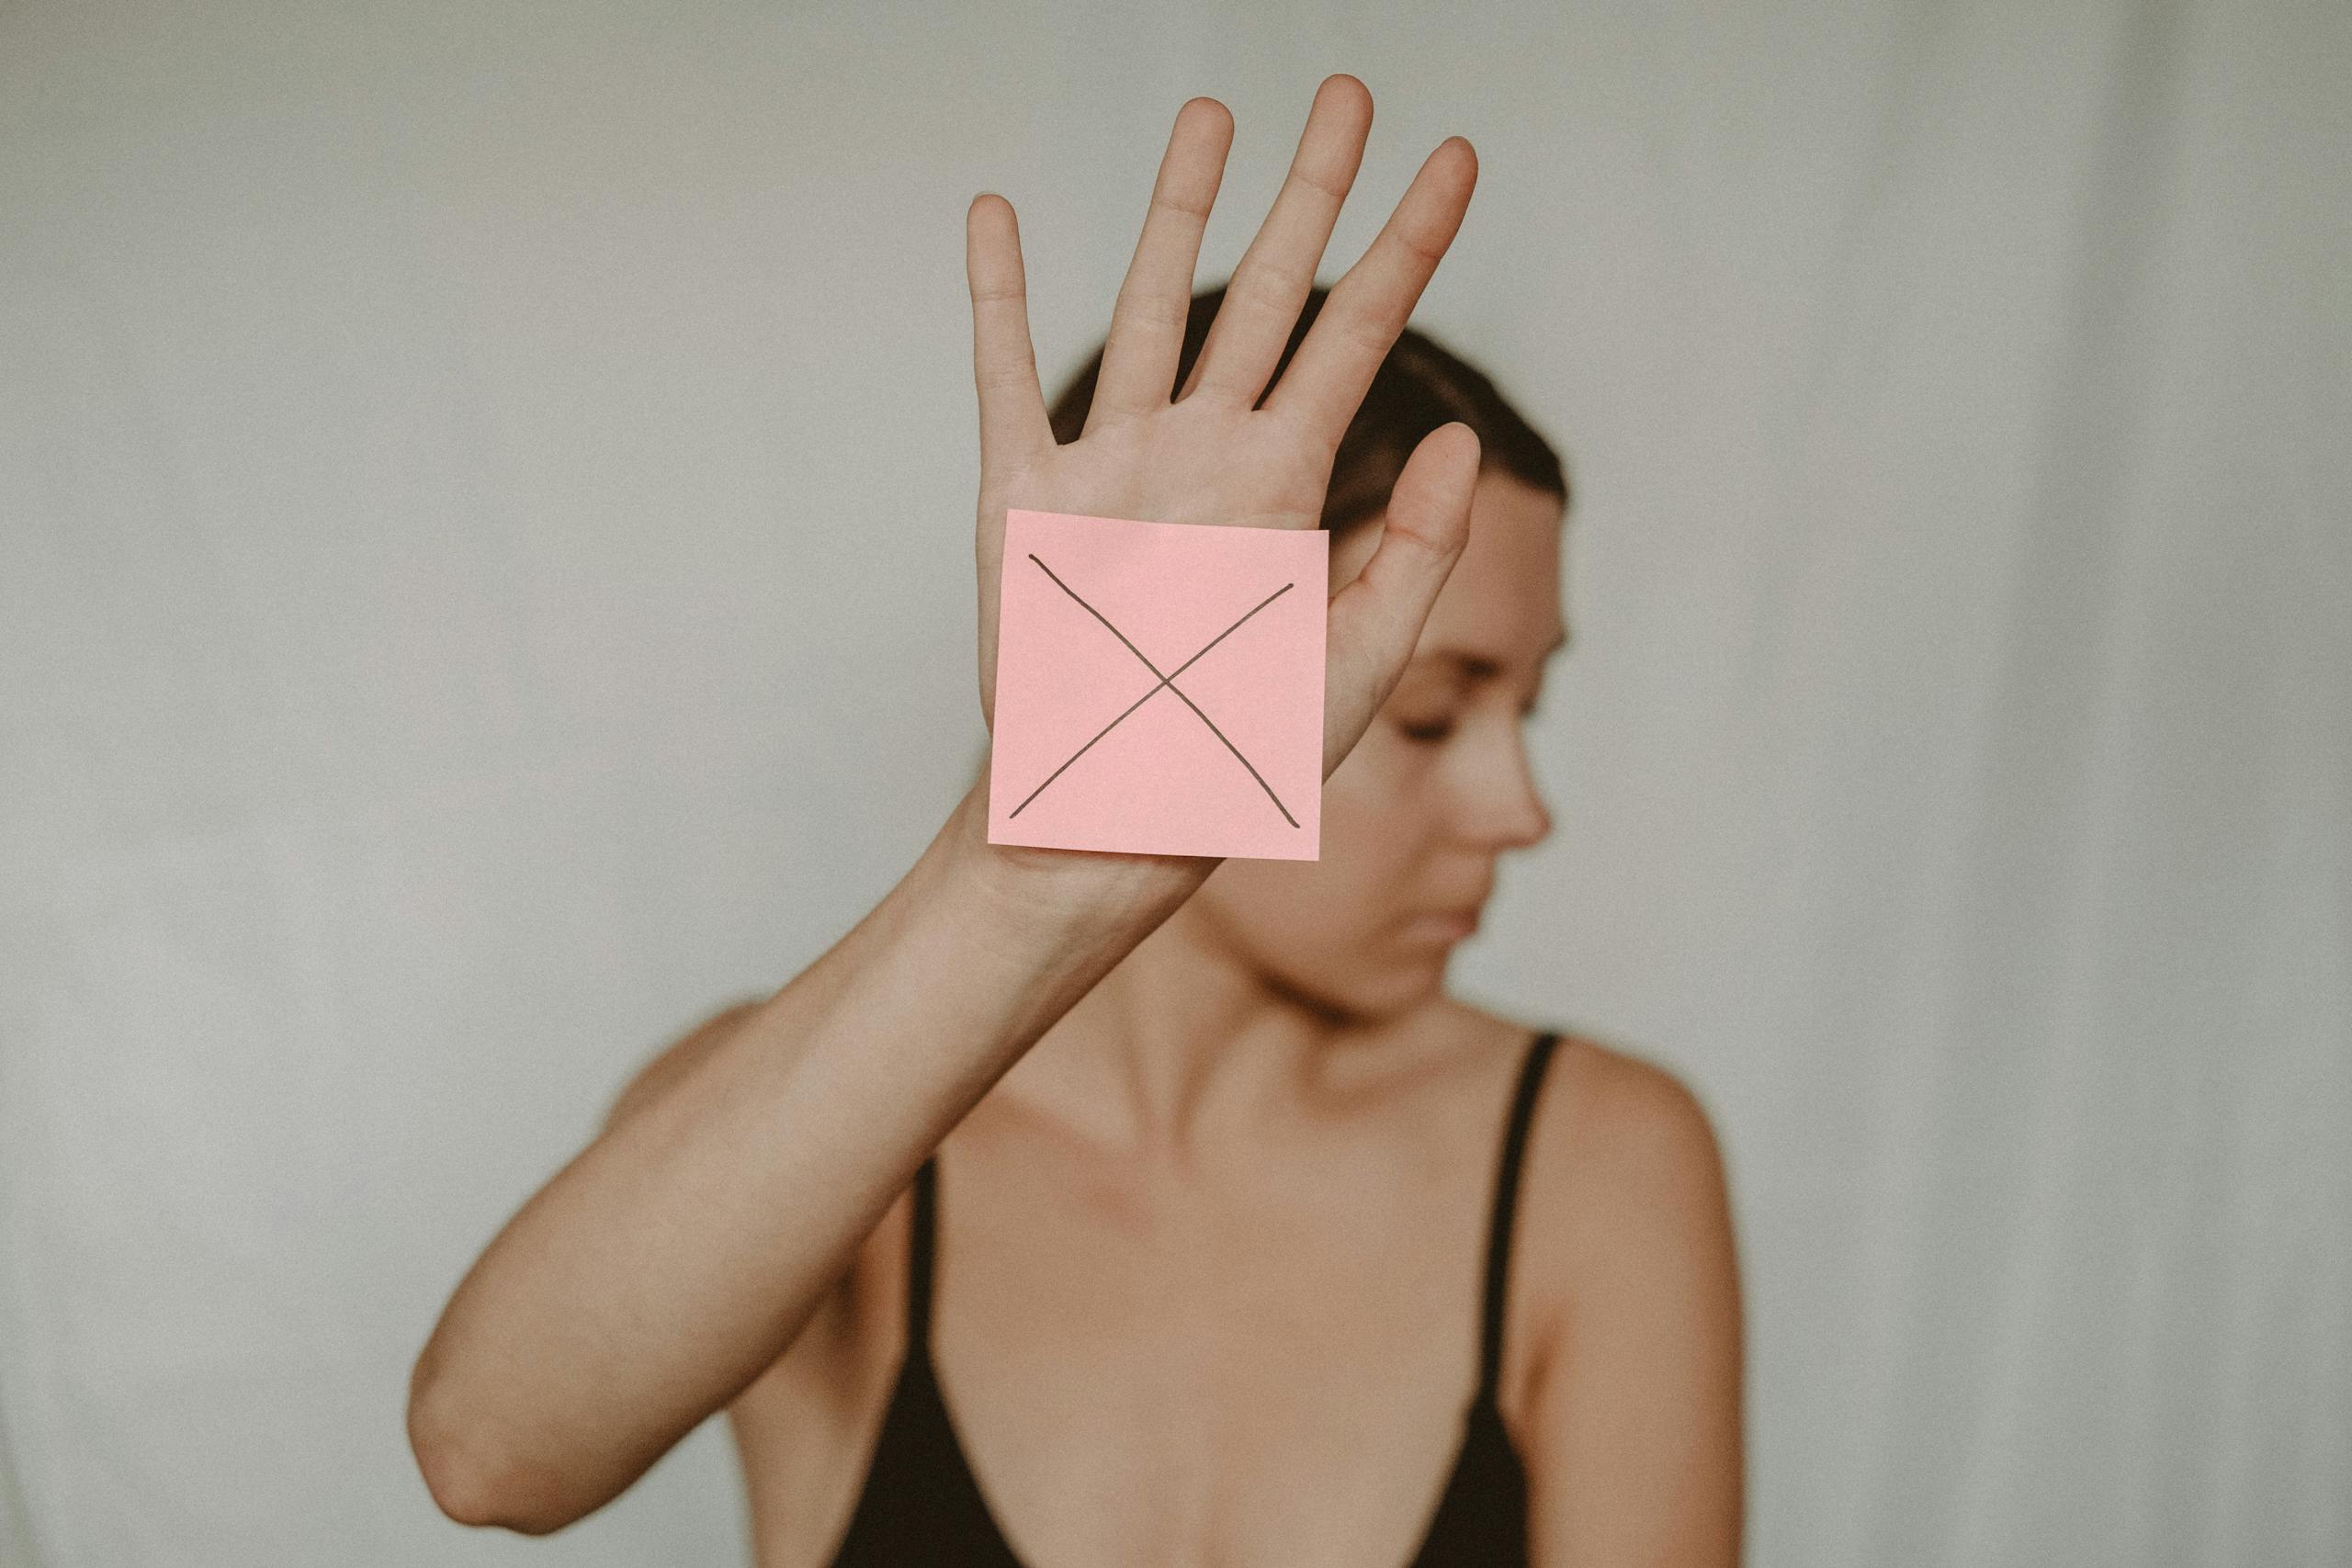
(996, 898, 1353, 1165)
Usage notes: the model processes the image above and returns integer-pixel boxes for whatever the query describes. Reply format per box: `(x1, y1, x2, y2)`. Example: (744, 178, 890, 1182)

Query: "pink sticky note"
(988, 508, 1328, 860)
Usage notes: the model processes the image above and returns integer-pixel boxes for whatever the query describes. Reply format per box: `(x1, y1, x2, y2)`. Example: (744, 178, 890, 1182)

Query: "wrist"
(933, 773, 1216, 940)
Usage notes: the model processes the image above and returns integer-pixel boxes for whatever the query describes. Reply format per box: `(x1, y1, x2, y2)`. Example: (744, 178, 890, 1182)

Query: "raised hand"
(964, 74, 1480, 778)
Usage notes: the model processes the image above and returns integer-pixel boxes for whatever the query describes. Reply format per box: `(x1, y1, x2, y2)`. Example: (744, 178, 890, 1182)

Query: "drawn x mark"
(1010, 553, 1299, 826)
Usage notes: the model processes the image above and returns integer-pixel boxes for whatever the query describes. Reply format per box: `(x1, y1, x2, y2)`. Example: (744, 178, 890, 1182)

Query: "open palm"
(966, 75, 1481, 778)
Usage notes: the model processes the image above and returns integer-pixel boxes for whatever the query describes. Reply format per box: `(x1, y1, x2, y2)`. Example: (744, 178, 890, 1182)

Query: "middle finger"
(1176, 74, 1374, 411)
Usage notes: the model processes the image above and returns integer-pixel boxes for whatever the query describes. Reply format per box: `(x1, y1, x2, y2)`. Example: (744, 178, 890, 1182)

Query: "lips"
(1401, 907, 1481, 943)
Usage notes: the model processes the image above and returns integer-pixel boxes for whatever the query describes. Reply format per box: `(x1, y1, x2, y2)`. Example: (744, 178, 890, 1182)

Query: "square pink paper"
(987, 508, 1328, 860)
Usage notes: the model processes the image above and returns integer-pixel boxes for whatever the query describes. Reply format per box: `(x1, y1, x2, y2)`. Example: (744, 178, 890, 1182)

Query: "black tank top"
(826, 1029, 1562, 1566)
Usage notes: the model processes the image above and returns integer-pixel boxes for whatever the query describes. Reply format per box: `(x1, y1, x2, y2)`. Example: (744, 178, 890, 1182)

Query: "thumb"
(1322, 422, 1481, 773)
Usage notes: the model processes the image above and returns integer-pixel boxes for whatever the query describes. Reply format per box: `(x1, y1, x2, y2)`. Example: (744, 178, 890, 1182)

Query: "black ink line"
(1009, 561, 1295, 822)
(1009, 556, 1299, 825)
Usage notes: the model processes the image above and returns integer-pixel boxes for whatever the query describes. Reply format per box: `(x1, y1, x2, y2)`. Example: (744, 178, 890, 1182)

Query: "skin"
(407, 74, 1742, 1565)
(1183, 468, 1566, 1025)
(991, 464, 1566, 1154)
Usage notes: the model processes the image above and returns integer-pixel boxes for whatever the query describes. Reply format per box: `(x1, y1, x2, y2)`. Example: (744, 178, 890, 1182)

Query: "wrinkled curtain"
(2, 1, 2344, 1563)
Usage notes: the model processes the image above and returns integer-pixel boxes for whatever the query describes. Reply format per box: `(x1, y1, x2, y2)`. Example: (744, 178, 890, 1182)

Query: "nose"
(1457, 716, 1552, 851)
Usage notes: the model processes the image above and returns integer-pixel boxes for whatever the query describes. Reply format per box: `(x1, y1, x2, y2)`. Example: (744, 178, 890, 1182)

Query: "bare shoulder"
(1438, 1012, 1736, 1386)
(1545, 1033, 1731, 1220)
(1521, 1031, 1736, 1320)
(1503, 1026, 1746, 1561)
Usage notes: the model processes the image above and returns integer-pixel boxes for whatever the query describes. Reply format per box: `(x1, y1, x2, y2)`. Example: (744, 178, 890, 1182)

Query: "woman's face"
(1185, 468, 1567, 1019)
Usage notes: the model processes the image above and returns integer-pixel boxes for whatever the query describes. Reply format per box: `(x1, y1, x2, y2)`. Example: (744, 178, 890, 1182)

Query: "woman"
(408, 74, 1743, 1565)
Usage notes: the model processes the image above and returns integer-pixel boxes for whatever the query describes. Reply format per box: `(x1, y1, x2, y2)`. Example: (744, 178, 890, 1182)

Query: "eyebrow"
(1416, 627, 1573, 681)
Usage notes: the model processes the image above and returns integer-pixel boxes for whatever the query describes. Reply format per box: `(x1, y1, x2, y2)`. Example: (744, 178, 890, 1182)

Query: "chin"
(1274, 951, 1452, 1023)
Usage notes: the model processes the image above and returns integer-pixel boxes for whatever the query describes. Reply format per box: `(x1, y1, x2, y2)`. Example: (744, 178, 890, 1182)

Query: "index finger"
(1260, 136, 1477, 453)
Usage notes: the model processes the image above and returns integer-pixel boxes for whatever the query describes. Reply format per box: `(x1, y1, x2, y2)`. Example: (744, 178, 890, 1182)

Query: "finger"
(1175, 73, 1372, 410)
(967, 193, 1052, 468)
(1086, 98, 1233, 430)
(1264, 136, 1476, 454)
(1322, 422, 1481, 773)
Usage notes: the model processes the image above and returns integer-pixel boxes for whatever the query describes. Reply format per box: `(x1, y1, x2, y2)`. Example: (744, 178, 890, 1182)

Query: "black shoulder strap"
(906, 1154, 938, 1353)
(1478, 1031, 1561, 1395)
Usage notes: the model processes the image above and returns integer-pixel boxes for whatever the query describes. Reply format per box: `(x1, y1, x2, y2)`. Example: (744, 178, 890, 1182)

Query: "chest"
(940, 1179, 1489, 1563)
(736, 1086, 1542, 1567)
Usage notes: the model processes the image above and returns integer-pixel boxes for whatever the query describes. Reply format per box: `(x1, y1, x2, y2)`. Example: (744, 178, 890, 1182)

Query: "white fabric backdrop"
(2, 1, 2345, 1563)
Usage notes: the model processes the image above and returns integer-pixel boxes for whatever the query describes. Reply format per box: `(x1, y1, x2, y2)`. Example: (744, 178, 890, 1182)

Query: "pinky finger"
(967, 194, 1052, 467)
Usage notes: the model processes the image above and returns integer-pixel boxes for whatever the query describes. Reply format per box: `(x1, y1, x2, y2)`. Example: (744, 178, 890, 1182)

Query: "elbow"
(406, 1368, 582, 1536)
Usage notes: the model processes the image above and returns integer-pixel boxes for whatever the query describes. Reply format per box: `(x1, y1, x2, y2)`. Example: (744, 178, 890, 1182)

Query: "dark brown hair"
(1047, 282, 1568, 536)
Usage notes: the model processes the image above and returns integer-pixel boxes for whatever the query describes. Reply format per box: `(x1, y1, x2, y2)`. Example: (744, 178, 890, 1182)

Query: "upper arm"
(1524, 1050, 1745, 1567)
(599, 998, 766, 1136)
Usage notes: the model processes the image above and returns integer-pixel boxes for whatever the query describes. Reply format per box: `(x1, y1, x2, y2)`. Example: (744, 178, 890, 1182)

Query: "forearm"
(407, 779, 1209, 1531)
